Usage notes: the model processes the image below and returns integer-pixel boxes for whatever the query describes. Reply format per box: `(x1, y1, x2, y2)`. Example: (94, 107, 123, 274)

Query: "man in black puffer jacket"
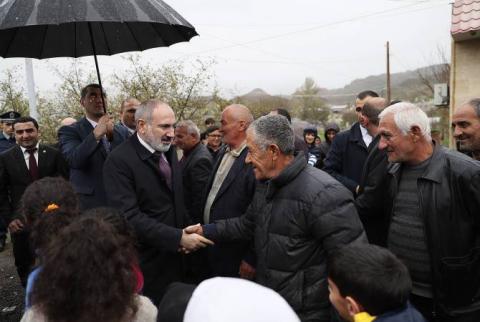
(186, 115, 366, 322)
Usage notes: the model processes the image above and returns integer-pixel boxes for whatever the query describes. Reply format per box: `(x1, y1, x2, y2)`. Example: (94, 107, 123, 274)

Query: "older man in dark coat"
(103, 100, 212, 304)
(174, 120, 213, 223)
(201, 104, 256, 279)
(373, 102, 480, 321)
(186, 115, 366, 322)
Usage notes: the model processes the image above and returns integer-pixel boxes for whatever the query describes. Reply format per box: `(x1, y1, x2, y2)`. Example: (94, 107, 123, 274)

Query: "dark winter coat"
(103, 134, 189, 304)
(355, 135, 389, 246)
(374, 302, 426, 322)
(318, 122, 340, 158)
(204, 153, 366, 321)
(323, 122, 369, 194)
(181, 143, 213, 223)
(381, 146, 480, 318)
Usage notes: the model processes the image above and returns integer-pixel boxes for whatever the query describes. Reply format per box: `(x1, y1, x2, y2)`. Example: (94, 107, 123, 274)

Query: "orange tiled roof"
(451, 0, 480, 37)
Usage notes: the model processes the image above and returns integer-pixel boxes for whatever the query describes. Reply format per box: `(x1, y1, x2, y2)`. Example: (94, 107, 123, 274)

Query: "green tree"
(113, 55, 217, 125)
(0, 68, 29, 117)
(36, 61, 97, 144)
(290, 77, 329, 124)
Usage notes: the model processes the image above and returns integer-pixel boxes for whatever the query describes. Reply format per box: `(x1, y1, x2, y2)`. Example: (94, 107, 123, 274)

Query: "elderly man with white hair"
(375, 102, 480, 321)
(186, 114, 366, 321)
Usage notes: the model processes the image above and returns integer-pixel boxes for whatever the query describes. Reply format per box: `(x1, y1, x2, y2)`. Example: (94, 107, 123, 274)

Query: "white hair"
(379, 102, 431, 139)
(176, 120, 200, 139)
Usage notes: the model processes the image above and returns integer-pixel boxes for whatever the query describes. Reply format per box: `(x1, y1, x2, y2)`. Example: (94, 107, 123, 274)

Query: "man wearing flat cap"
(0, 111, 21, 154)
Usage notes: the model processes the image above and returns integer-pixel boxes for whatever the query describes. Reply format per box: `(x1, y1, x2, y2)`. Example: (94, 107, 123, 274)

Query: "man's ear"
(410, 125, 422, 142)
(345, 296, 363, 317)
(137, 119, 146, 134)
(269, 144, 280, 160)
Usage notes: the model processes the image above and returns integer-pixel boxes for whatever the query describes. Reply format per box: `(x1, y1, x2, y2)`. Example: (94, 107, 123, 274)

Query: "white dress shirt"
(360, 125, 372, 147)
(20, 143, 40, 170)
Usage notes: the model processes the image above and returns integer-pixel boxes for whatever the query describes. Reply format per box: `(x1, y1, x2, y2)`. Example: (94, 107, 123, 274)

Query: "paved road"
(0, 240, 25, 322)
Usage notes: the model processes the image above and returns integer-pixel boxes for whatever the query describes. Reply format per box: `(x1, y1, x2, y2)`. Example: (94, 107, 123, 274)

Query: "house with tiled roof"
(450, 0, 480, 128)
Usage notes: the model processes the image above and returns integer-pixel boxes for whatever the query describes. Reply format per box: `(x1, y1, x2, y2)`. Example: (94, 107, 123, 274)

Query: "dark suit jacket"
(181, 143, 213, 223)
(323, 122, 369, 194)
(0, 144, 69, 222)
(58, 117, 128, 209)
(103, 134, 189, 303)
(203, 146, 256, 277)
(355, 136, 389, 246)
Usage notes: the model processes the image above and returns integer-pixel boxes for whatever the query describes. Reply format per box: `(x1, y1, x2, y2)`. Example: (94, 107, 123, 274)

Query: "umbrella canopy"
(0, 0, 198, 58)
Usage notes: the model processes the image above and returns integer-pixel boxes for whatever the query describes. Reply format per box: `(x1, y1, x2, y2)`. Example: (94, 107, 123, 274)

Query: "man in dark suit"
(175, 120, 213, 283)
(0, 111, 21, 251)
(0, 116, 68, 285)
(355, 97, 389, 246)
(103, 100, 212, 304)
(174, 120, 213, 223)
(324, 90, 379, 195)
(0, 111, 21, 154)
(202, 104, 256, 279)
(58, 84, 128, 210)
(118, 97, 140, 136)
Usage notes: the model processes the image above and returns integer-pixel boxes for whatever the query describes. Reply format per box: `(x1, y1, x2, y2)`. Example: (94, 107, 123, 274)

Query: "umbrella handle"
(87, 23, 107, 115)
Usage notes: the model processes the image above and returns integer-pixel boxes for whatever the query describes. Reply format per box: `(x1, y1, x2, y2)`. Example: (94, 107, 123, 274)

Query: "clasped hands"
(179, 224, 213, 254)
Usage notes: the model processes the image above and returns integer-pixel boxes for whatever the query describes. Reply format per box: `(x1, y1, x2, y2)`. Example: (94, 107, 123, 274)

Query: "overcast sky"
(0, 0, 453, 98)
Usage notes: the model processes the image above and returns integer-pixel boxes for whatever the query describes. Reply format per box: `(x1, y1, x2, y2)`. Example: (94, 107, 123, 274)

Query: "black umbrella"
(0, 0, 198, 112)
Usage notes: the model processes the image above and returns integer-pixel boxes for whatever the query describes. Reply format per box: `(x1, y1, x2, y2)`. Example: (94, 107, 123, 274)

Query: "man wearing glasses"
(323, 90, 379, 195)
(205, 125, 223, 162)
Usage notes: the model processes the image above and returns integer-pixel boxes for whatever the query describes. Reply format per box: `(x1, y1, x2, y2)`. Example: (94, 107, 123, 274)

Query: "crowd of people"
(0, 83, 479, 322)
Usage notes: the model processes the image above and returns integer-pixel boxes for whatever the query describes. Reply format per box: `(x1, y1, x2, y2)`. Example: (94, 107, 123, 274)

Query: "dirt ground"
(0, 239, 25, 322)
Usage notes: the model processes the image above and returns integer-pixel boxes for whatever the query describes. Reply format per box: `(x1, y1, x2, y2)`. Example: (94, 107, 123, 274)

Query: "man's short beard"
(153, 142, 171, 152)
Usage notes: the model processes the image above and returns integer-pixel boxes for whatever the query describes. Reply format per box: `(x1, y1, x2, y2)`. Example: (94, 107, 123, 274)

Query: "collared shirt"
(20, 143, 40, 170)
(203, 142, 247, 224)
(121, 121, 135, 135)
(360, 125, 372, 147)
(86, 117, 98, 129)
(2, 131, 12, 140)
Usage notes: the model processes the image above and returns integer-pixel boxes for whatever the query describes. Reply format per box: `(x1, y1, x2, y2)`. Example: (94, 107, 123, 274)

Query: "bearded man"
(103, 100, 213, 304)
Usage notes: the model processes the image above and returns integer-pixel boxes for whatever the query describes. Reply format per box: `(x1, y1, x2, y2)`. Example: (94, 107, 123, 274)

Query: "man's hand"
(93, 115, 114, 140)
(8, 219, 24, 234)
(239, 260, 256, 280)
(179, 230, 213, 254)
(184, 223, 203, 235)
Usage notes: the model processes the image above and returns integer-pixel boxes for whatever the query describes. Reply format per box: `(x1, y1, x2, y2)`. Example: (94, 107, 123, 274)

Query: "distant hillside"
(319, 64, 449, 105)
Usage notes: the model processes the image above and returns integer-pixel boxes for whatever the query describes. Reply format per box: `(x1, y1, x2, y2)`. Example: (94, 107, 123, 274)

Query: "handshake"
(179, 224, 214, 254)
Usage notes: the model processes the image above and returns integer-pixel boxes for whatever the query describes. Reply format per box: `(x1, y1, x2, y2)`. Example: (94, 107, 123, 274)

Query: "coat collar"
(266, 152, 307, 200)
(387, 143, 444, 184)
(348, 122, 368, 149)
(213, 147, 250, 201)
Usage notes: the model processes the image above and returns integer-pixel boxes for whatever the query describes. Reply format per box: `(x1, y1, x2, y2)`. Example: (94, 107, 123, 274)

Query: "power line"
(185, 1, 448, 57)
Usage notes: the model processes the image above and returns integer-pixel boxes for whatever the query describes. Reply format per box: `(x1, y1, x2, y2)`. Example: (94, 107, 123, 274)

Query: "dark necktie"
(27, 148, 39, 181)
(101, 137, 111, 153)
(156, 152, 172, 190)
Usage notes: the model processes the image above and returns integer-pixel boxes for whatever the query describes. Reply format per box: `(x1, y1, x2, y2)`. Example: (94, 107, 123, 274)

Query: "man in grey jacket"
(186, 115, 366, 322)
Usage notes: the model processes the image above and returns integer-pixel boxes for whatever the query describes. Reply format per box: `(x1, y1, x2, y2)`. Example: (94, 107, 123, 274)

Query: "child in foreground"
(327, 244, 426, 322)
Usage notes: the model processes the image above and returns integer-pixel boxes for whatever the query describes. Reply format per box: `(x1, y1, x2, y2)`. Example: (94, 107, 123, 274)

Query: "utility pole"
(25, 58, 38, 119)
(386, 41, 391, 103)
